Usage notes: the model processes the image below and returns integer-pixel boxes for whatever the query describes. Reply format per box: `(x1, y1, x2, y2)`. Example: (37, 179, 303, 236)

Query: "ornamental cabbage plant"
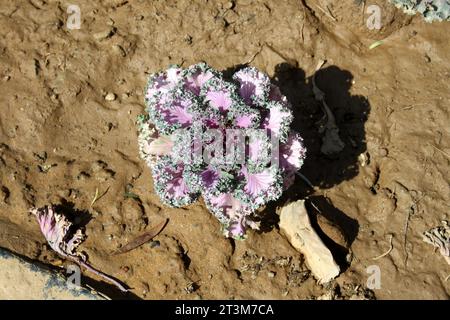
(138, 63, 306, 239)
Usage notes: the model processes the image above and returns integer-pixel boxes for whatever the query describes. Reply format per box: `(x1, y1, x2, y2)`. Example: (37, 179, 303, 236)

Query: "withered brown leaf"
(113, 218, 168, 255)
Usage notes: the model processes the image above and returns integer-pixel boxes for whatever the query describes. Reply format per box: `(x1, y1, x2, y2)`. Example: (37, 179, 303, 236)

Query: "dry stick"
(313, 3, 337, 21)
(310, 201, 322, 214)
(90, 188, 99, 207)
(326, 5, 337, 21)
(85, 284, 112, 300)
(372, 234, 394, 260)
(403, 210, 411, 266)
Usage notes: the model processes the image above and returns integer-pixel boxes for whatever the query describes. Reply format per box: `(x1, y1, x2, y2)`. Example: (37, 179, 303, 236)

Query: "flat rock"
(0, 248, 103, 300)
(279, 200, 340, 283)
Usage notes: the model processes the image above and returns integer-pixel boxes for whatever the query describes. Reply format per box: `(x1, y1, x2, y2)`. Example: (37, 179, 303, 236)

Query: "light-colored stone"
(279, 200, 340, 283)
(105, 92, 116, 101)
(0, 248, 104, 300)
(93, 28, 115, 40)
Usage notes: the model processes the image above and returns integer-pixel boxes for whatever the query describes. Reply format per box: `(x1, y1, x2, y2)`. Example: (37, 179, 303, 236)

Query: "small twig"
(90, 188, 99, 207)
(403, 209, 411, 265)
(90, 186, 110, 207)
(326, 5, 337, 21)
(313, 4, 337, 21)
(372, 234, 394, 260)
(85, 284, 112, 300)
(310, 201, 322, 214)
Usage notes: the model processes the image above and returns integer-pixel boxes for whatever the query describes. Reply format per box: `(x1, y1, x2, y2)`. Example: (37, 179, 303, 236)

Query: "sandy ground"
(0, 0, 449, 299)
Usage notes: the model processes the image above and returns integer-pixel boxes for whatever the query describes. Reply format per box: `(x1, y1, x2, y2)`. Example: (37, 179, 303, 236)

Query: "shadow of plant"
(224, 62, 369, 268)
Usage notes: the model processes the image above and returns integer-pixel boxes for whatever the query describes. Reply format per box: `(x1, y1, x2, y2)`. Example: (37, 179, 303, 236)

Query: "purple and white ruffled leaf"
(233, 67, 271, 106)
(32, 205, 128, 292)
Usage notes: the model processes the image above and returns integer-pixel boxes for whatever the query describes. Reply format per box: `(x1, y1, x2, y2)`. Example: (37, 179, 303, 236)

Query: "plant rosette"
(138, 63, 306, 239)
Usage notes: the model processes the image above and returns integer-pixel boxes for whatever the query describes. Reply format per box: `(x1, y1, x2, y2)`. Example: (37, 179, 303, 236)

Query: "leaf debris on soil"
(113, 218, 169, 255)
(312, 60, 345, 155)
(32, 205, 128, 292)
(422, 221, 450, 265)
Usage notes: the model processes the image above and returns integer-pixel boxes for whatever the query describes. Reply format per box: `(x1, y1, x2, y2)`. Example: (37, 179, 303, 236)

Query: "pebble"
(104, 92, 116, 101)
(267, 271, 276, 278)
(280, 200, 340, 284)
(379, 148, 388, 157)
(358, 152, 369, 167)
(224, 1, 234, 9)
(93, 27, 115, 40)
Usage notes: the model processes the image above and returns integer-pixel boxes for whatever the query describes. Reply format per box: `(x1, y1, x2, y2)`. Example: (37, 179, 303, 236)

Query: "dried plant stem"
(70, 256, 128, 292)
(91, 188, 99, 207)
(313, 3, 337, 21)
(372, 234, 394, 260)
(90, 186, 109, 207)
